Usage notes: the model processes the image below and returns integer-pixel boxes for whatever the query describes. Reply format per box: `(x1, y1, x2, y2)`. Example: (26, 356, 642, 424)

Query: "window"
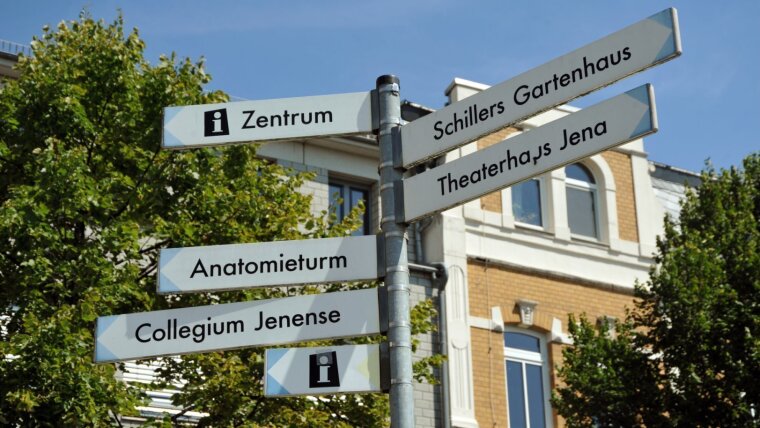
(512, 178, 543, 227)
(565, 163, 599, 239)
(328, 180, 370, 236)
(504, 330, 551, 428)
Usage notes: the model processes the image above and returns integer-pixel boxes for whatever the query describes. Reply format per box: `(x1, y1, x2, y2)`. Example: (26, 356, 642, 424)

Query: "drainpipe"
(408, 261, 451, 428)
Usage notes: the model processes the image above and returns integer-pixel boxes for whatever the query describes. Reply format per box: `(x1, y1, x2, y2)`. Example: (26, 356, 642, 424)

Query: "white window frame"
(503, 328, 553, 428)
(565, 163, 601, 242)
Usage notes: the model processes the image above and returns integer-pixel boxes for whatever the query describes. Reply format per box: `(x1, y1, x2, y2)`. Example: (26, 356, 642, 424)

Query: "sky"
(3, 0, 759, 173)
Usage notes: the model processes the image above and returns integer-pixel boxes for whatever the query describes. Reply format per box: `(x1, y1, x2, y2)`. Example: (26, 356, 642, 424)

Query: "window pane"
(329, 184, 344, 220)
(566, 187, 598, 238)
(506, 361, 527, 428)
(349, 187, 369, 236)
(504, 332, 541, 353)
(566, 163, 595, 183)
(513, 179, 542, 227)
(526, 364, 547, 428)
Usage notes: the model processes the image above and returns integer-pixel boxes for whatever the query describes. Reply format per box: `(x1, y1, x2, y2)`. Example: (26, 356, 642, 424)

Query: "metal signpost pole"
(376, 75, 413, 427)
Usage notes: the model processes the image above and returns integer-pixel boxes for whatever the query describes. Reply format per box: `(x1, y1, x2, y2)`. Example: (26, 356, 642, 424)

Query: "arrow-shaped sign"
(94, 288, 381, 363)
(399, 8, 680, 168)
(400, 84, 657, 223)
(158, 235, 382, 294)
(265, 344, 386, 396)
(163, 91, 374, 149)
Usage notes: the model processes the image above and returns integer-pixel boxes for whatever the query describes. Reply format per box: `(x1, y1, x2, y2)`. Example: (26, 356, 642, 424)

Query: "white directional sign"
(400, 8, 680, 168)
(401, 84, 657, 223)
(163, 91, 374, 149)
(265, 344, 385, 396)
(94, 288, 380, 363)
(158, 235, 380, 294)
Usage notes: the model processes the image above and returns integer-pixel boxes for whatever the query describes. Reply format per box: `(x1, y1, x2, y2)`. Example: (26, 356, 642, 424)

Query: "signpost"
(158, 235, 382, 294)
(401, 84, 657, 223)
(399, 8, 680, 168)
(162, 91, 374, 149)
(97, 8, 684, 428)
(264, 344, 387, 396)
(94, 288, 381, 363)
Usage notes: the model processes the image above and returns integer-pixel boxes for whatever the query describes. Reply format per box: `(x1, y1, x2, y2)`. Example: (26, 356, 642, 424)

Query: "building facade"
(254, 76, 697, 427)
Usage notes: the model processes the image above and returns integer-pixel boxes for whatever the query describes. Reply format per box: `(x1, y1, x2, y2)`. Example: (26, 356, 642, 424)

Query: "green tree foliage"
(0, 14, 440, 426)
(553, 153, 760, 427)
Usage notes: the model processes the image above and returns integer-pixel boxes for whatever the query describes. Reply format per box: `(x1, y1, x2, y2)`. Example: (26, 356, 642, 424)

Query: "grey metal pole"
(376, 75, 414, 428)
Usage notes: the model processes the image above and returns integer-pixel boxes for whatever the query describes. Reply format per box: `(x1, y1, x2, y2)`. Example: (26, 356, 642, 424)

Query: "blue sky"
(3, 0, 759, 173)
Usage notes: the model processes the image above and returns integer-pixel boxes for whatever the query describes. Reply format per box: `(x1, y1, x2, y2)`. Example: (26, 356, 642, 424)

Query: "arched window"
(565, 163, 599, 239)
(504, 329, 552, 428)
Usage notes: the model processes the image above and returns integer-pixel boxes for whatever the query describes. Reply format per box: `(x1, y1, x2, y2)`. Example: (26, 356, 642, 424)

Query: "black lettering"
(260, 260, 277, 273)
(595, 121, 607, 136)
(583, 55, 596, 78)
(190, 259, 208, 279)
(610, 50, 622, 66)
(561, 129, 568, 150)
(223, 262, 236, 276)
(479, 106, 489, 121)
(459, 174, 469, 188)
(227, 320, 244, 334)
(506, 149, 519, 170)
(266, 316, 277, 329)
(213, 322, 225, 335)
(242, 110, 256, 129)
(514, 85, 530, 105)
(519, 150, 530, 165)
(136, 323, 151, 343)
(329, 255, 347, 269)
(596, 55, 610, 72)
(292, 313, 304, 327)
(433, 121, 444, 140)
(245, 261, 257, 274)
(152, 328, 166, 342)
(532, 145, 543, 165)
(454, 112, 464, 133)
(319, 311, 328, 324)
(470, 168, 482, 184)
(329, 310, 341, 323)
(256, 115, 268, 128)
(314, 111, 332, 123)
(531, 84, 544, 99)
(254, 311, 264, 331)
(581, 126, 594, 141)
(305, 312, 317, 325)
(571, 66, 583, 83)
(623, 46, 632, 61)
(570, 131, 581, 145)
(179, 325, 190, 338)
(192, 324, 205, 343)
(210, 263, 222, 277)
